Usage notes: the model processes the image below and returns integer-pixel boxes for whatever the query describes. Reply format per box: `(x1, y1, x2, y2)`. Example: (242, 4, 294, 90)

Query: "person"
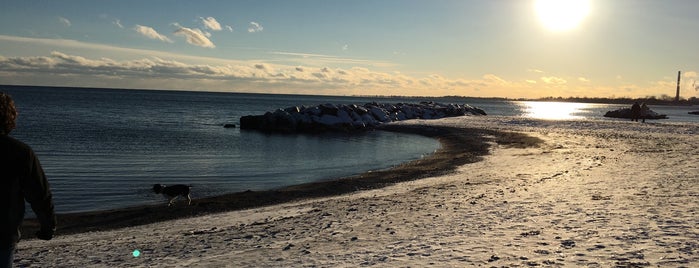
(0, 92, 56, 268)
(630, 102, 641, 122)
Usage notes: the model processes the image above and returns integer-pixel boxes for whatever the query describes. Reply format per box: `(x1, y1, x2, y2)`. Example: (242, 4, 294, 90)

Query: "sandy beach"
(14, 116, 699, 267)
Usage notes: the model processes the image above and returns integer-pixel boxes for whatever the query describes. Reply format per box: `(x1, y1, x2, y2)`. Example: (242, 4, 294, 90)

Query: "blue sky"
(1, 0, 698, 98)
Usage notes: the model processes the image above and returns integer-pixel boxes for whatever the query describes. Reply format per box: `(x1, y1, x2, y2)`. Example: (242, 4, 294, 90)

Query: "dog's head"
(152, 184, 165, 194)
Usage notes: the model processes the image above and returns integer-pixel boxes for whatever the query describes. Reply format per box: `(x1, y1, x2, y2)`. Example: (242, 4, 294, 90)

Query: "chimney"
(675, 71, 681, 102)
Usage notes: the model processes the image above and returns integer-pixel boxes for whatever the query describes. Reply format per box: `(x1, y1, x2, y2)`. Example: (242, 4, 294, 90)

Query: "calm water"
(5, 86, 445, 213)
(4, 86, 699, 214)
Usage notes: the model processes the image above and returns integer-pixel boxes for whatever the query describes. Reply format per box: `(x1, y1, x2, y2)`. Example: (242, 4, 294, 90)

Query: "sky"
(1, 0, 698, 98)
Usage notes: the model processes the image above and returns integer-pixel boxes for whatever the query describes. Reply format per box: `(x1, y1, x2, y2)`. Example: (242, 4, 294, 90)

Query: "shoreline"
(15, 116, 699, 267)
(21, 122, 542, 236)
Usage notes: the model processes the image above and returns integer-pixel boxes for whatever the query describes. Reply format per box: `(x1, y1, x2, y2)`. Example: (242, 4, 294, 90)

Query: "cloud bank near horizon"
(0, 51, 524, 96)
(1, 50, 689, 98)
(0, 34, 694, 98)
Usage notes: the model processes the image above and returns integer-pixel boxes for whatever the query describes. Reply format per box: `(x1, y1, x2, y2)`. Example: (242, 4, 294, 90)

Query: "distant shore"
(21, 122, 541, 236)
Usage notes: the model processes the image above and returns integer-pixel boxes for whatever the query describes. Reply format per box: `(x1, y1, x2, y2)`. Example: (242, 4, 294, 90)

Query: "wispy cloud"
(248, 22, 263, 33)
(225, 25, 234, 32)
(113, 19, 124, 29)
(200, 17, 222, 31)
(0, 35, 236, 65)
(173, 24, 215, 48)
(58, 17, 71, 27)
(99, 14, 124, 29)
(269, 51, 396, 68)
(541, 76, 567, 85)
(134, 25, 173, 43)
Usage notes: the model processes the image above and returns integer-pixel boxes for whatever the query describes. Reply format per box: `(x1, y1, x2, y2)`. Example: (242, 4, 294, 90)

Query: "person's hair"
(0, 92, 18, 135)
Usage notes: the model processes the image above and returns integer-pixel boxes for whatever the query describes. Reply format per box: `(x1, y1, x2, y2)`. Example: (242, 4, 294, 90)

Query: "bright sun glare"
(535, 0, 590, 32)
(520, 101, 590, 120)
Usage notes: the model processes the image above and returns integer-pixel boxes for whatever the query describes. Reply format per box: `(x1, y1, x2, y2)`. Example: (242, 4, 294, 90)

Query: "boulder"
(603, 108, 668, 120)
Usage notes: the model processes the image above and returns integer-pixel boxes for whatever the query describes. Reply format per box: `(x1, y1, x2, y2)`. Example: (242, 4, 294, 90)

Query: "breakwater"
(240, 102, 486, 132)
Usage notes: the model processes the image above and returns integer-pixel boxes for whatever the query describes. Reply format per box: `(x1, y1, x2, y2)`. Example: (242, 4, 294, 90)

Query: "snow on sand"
(15, 116, 699, 267)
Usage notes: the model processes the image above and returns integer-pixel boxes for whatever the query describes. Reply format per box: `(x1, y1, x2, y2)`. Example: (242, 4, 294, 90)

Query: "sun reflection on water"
(517, 101, 591, 120)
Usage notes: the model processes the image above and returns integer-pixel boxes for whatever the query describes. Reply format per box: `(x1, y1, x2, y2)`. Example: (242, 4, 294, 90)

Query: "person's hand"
(36, 228, 54, 240)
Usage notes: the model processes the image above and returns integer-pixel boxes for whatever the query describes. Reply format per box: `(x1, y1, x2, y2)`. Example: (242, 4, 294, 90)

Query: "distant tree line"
(354, 94, 699, 106)
(526, 95, 699, 106)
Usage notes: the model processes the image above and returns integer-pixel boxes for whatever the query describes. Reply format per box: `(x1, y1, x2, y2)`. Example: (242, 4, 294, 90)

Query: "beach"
(14, 116, 699, 267)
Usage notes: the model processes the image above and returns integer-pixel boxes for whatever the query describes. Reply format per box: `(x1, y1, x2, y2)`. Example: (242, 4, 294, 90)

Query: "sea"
(3, 85, 699, 214)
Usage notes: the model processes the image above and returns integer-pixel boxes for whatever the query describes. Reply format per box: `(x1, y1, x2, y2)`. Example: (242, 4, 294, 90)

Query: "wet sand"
(16, 116, 699, 267)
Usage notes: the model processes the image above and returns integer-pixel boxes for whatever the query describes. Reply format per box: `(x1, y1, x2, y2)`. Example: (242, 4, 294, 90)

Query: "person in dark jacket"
(630, 102, 641, 122)
(0, 92, 56, 268)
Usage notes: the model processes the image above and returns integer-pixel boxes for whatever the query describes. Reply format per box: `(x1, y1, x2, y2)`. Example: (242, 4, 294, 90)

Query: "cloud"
(541, 76, 567, 85)
(99, 14, 123, 29)
(254, 63, 271, 71)
(270, 51, 397, 68)
(3, 39, 688, 98)
(134, 25, 173, 43)
(0, 51, 478, 96)
(248, 22, 263, 33)
(58, 17, 71, 27)
(173, 25, 215, 48)
(342, 44, 349, 51)
(527, 68, 544, 73)
(578, 77, 590, 82)
(0, 51, 627, 97)
(113, 19, 124, 29)
(483, 74, 509, 85)
(200, 17, 222, 31)
(225, 25, 233, 32)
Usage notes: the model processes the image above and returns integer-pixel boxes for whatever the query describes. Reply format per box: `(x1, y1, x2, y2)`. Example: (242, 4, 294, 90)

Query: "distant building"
(675, 71, 681, 103)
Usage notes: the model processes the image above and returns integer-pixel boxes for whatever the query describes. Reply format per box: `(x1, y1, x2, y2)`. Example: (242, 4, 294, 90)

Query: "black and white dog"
(153, 184, 192, 206)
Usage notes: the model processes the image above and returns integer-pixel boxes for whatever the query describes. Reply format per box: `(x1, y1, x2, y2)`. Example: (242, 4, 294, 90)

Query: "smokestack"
(676, 71, 681, 102)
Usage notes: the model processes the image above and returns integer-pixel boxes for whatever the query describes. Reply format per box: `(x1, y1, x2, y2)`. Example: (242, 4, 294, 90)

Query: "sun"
(535, 0, 590, 32)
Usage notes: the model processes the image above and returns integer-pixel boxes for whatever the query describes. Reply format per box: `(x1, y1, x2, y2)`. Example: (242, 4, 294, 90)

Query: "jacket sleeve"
(21, 150, 57, 232)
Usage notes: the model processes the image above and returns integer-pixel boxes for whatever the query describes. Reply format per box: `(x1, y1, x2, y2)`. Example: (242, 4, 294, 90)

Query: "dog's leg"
(168, 196, 178, 206)
(186, 194, 191, 205)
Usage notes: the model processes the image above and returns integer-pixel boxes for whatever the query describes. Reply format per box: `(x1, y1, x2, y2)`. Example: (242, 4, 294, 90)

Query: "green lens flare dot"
(133, 250, 141, 257)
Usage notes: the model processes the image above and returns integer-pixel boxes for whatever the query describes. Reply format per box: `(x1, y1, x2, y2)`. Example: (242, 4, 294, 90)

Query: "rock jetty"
(240, 102, 486, 132)
(603, 108, 668, 120)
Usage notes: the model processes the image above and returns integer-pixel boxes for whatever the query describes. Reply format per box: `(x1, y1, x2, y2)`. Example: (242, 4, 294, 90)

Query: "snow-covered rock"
(240, 101, 487, 132)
